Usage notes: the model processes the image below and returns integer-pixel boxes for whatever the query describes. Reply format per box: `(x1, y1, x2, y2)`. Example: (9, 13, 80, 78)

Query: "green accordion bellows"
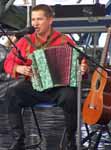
(29, 45, 81, 91)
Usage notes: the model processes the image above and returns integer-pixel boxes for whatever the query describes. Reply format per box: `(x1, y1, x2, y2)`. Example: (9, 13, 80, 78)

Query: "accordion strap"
(24, 33, 66, 50)
(24, 35, 37, 49)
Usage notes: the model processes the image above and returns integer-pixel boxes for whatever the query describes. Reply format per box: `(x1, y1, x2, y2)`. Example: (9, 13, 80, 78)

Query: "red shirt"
(4, 30, 76, 78)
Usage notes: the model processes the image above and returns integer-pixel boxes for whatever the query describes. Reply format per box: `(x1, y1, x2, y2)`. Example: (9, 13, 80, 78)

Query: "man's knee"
(58, 87, 77, 112)
(60, 87, 77, 101)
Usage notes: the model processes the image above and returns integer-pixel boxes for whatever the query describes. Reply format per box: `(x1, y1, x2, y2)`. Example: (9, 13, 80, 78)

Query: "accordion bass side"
(29, 45, 80, 91)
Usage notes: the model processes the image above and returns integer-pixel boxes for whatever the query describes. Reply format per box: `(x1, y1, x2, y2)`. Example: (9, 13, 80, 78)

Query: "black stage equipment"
(52, 4, 106, 18)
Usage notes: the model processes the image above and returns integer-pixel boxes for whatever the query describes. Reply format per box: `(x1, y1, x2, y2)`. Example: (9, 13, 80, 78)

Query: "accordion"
(29, 45, 80, 91)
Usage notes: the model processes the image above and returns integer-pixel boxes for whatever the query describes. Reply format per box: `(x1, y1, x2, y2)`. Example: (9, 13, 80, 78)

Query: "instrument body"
(82, 28, 111, 125)
(29, 45, 79, 91)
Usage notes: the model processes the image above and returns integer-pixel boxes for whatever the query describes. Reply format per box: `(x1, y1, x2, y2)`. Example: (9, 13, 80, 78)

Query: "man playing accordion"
(4, 4, 88, 150)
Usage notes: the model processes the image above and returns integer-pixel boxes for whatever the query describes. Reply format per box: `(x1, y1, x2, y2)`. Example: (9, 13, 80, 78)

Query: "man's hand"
(16, 65, 32, 77)
(80, 58, 89, 75)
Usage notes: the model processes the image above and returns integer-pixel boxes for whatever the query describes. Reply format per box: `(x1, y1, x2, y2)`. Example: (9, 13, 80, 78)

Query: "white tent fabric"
(14, 0, 109, 6)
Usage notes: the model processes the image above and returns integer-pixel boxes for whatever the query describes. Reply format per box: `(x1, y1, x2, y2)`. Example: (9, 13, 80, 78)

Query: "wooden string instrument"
(82, 27, 111, 125)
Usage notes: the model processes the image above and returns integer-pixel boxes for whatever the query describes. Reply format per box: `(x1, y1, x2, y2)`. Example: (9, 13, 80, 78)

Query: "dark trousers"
(7, 80, 77, 142)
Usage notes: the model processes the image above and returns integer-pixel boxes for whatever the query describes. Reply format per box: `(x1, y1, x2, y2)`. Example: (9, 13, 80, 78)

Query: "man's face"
(31, 10, 53, 36)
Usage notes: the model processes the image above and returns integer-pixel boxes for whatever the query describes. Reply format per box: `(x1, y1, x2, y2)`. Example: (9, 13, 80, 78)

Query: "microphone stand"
(0, 25, 26, 62)
(67, 43, 107, 150)
(77, 62, 82, 150)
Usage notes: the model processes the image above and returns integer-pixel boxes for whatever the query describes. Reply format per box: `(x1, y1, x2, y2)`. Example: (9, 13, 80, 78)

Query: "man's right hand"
(16, 65, 32, 77)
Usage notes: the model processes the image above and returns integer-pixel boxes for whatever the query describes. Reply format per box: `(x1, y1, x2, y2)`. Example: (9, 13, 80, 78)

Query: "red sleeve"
(4, 37, 32, 78)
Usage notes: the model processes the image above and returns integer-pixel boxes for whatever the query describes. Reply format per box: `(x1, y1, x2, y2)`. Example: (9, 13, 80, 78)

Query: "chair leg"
(26, 107, 42, 149)
(82, 123, 111, 149)
(93, 129, 102, 149)
(83, 123, 92, 148)
(59, 128, 67, 150)
(82, 123, 98, 147)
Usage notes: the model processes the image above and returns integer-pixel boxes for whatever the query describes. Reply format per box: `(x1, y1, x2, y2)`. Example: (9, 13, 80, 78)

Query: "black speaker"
(52, 4, 106, 18)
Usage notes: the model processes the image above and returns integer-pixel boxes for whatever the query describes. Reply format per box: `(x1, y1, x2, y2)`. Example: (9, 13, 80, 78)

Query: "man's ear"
(49, 17, 54, 25)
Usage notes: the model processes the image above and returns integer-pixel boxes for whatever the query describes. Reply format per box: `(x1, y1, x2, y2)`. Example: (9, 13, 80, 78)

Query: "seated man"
(4, 4, 88, 150)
